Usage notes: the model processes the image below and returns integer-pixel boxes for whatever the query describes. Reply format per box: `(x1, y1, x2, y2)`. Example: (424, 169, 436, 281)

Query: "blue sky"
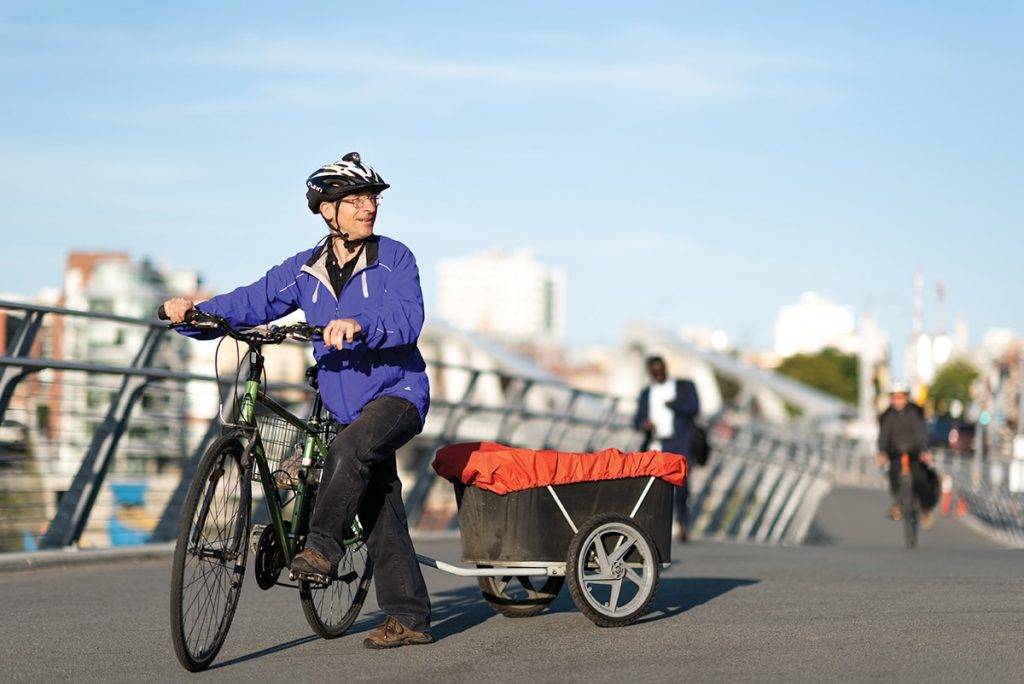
(2, 2, 1021, 354)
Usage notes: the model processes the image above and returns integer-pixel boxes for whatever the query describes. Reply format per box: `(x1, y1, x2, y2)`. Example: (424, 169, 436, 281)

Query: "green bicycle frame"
(235, 348, 359, 566)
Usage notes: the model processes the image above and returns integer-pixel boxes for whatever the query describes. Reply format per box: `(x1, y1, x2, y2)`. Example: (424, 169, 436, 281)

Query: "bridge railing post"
(39, 327, 166, 549)
(0, 309, 46, 424)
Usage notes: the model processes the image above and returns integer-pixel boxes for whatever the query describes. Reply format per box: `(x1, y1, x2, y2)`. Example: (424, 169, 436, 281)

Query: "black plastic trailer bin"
(416, 474, 674, 627)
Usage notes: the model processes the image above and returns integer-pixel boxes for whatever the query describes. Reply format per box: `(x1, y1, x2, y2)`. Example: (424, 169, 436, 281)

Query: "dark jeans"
(306, 396, 431, 631)
(652, 437, 692, 529)
(674, 480, 690, 528)
(886, 451, 935, 512)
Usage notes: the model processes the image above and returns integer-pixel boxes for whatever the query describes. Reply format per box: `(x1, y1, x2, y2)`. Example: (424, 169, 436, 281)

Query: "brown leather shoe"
(289, 547, 333, 582)
(363, 617, 433, 649)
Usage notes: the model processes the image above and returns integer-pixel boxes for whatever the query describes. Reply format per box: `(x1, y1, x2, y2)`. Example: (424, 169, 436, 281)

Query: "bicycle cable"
(213, 333, 244, 426)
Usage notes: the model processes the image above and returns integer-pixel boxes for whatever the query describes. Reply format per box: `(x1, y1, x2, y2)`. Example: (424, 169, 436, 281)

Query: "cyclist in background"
(875, 381, 934, 528)
(162, 152, 433, 649)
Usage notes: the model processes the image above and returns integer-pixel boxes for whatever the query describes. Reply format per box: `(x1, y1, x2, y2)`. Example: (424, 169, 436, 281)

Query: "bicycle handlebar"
(157, 306, 323, 345)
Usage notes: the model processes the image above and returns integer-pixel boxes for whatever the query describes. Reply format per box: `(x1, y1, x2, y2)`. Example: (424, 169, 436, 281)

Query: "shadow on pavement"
(636, 577, 759, 625)
(212, 575, 759, 667)
(351, 584, 499, 642)
(352, 575, 759, 639)
(211, 635, 321, 670)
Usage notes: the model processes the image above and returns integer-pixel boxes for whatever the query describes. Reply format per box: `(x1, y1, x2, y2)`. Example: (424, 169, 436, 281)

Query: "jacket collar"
(301, 235, 380, 298)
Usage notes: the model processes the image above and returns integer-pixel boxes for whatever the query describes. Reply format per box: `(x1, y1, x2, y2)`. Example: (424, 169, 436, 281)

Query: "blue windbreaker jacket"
(180, 235, 430, 426)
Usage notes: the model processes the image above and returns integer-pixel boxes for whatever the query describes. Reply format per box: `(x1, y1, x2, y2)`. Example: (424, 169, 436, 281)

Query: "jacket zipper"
(312, 262, 382, 423)
(333, 264, 380, 421)
(338, 262, 378, 300)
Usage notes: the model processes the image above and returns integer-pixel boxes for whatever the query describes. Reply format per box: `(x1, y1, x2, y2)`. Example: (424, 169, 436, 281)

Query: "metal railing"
(6, 298, 917, 554)
(927, 449, 1024, 546)
(0, 300, 640, 552)
(687, 422, 844, 545)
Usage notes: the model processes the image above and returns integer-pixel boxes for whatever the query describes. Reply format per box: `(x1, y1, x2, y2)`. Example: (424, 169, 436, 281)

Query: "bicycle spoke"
(304, 540, 368, 634)
(608, 533, 636, 565)
(592, 536, 612, 576)
(608, 579, 623, 611)
(186, 558, 217, 649)
(624, 567, 645, 587)
(191, 543, 228, 652)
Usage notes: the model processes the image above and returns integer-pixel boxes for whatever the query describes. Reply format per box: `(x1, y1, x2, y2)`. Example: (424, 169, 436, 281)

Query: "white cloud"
(3, 22, 842, 122)
(162, 32, 835, 101)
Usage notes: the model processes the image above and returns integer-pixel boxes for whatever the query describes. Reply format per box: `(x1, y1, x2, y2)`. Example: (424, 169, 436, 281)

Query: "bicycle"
(161, 308, 373, 672)
(897, 452, 918, 549)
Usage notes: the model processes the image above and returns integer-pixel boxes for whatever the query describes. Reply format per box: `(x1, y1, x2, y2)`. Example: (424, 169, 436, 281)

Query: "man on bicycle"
(162, 152, 433, 649)
(875, 381, 935, 528)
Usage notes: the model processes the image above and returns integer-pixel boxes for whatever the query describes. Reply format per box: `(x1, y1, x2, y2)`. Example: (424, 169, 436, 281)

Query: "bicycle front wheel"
(170, 435, 251, 672)
(300, 537, 373, 638)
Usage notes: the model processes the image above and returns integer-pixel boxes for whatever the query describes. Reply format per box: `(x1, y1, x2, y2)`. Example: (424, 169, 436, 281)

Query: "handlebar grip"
(158, 305, 200, 323)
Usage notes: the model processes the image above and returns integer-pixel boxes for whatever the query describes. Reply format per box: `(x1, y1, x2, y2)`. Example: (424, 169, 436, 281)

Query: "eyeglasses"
(339, 194, 381, 208)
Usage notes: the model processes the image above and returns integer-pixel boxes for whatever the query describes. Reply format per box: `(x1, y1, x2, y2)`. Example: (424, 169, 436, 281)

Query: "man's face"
(891, 392, 908, 410)
(321, 191, 379, 240)
(647, 361, 667, 383)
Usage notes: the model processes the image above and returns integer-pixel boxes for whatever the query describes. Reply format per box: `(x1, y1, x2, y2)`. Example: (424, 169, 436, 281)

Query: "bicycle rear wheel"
(170, 435, 251, 672)
(900, 475, 918, 549)
(300, 537, 373, 638)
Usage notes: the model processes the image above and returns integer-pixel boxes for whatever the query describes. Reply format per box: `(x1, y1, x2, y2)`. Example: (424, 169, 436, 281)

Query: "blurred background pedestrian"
(635, 356, 701, 541)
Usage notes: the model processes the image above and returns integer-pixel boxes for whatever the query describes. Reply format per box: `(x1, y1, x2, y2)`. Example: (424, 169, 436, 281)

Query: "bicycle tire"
(170, 435, 251, 672)
(299, 539, 374, 638)
(900, 474, 918, 549)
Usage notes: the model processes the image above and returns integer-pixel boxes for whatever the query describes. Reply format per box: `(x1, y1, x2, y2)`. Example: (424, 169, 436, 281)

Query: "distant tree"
(929, 360, 978, 417)
(776, 347, 859, 404)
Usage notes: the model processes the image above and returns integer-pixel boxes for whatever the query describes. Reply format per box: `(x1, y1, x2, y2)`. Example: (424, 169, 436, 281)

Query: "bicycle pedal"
(289, 569, 332, 586)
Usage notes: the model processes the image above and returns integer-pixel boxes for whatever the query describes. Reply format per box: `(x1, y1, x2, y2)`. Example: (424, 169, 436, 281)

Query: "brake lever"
(169, 319, 223, 331)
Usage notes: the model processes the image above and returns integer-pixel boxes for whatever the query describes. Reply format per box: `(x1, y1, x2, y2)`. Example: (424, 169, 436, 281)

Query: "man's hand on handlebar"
(322, 318, 363, 350)
(157, 303, 324, 344)
(875, 452, 888, 467)
(162, 298, 195, 323)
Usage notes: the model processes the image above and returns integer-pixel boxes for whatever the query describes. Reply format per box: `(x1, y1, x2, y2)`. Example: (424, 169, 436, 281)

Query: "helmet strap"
(324, 200, 365, 251)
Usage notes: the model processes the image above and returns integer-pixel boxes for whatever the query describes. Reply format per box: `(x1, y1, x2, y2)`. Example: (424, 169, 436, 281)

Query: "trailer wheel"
(567, 514, 659, 627)
(477, 571, 564, 617)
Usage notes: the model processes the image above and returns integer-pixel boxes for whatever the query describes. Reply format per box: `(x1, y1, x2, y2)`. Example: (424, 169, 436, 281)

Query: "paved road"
(2, 487, 1022, 682)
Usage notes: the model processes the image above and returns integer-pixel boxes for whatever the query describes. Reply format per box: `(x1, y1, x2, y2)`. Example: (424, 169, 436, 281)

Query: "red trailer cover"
(432, 442, 688, 495)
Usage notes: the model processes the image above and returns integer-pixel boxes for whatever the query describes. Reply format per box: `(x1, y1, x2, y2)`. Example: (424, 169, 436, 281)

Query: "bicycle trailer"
(421, 442, 687, 626)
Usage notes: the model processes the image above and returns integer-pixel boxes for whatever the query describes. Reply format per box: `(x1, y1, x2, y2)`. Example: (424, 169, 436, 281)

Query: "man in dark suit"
(634, 356, 700, 541)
